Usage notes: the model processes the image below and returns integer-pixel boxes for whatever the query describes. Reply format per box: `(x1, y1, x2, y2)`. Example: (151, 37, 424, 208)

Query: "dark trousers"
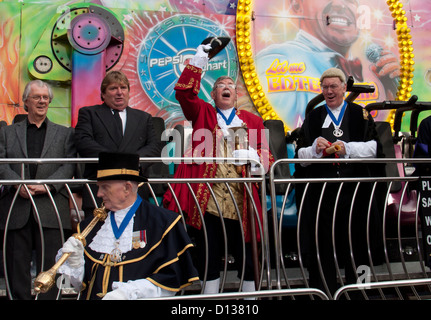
(191, 213, 255, 281)
(4, 215, 64, 300)
(301, 182, 373, 296)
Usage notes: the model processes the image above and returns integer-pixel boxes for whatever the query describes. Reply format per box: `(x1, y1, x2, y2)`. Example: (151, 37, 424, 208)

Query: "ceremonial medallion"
(110, 241, 122, 263)
(325, 102, 346, 139)
(133, 241, 140, 250)
(132, 230, 147, 249)
(333, 128, 344, 138)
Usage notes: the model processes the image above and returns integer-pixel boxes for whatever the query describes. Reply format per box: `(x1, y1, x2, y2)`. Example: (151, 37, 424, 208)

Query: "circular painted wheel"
(68, 13, 111, 54)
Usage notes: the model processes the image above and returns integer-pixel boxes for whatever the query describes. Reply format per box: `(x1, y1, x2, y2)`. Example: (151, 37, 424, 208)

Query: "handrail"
(0, 156, 268, 300)
(268, 157, 431, 300)
(1, 157, 431, 300)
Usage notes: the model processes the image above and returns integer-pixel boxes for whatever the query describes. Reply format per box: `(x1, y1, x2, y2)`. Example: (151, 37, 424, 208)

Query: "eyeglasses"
(215, 83, 236, 90)
(321, 84, 341, 91)
(30, 95, 50, 101)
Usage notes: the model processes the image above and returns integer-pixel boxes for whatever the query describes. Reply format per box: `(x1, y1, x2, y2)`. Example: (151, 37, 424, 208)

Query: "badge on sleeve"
(132, 230, 147, 249)
(363, 109, 369, 120)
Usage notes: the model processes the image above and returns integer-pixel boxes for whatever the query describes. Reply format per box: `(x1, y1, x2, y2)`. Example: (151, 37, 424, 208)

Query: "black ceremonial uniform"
(414, 115, 431, 175)
(295, 102, 385, 295)
(78, 200, 199, 300)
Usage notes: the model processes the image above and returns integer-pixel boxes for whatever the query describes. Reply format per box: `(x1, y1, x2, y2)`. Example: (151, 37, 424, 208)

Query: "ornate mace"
(33, 205, 108, 294)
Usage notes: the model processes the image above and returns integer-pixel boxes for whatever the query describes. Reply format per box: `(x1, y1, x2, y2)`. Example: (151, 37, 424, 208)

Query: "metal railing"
(0, 157, 272, 299)
(0, 157, 430, 300)
(268, 157, 431, 300)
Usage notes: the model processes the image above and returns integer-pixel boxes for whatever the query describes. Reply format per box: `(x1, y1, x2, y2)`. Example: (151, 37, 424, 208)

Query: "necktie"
(113, 109, 123, 143)
(113, 109, 123, 136)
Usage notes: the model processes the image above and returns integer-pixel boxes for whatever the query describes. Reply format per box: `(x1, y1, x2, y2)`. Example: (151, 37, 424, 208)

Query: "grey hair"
(22, 80, 53, 111)
(128, 180, 139, 193)
(212, 76, 235, 92)
(320, 67, 346, 84)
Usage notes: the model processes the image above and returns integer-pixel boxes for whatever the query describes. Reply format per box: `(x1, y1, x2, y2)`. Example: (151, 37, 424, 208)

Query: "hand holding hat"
(201, 37, 231, 59)
(188, 37, 231, 69)
(189, 44, 212, 69)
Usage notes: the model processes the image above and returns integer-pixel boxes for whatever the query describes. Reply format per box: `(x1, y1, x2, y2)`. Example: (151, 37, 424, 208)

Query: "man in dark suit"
(74, 70, 161, 218)
(0, 80, 76, 299)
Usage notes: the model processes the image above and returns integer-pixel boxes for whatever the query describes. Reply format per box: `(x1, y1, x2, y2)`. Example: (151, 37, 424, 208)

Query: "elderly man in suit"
(0, 80, 76, 299)
(74, 70, 161, 218)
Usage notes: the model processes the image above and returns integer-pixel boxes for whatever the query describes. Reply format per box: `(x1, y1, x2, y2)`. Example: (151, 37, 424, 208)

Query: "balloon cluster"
(236, 0, 288, 133)
(388, 0, 415, 101)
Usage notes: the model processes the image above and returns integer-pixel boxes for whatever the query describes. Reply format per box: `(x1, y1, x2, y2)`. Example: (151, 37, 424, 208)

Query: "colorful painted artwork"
(0, 2, 23, 124)
(252, 0, 431, 131)
(123, 11, 238, 129)
(0, 0, 243, 128)
(0, 0, 430, 134)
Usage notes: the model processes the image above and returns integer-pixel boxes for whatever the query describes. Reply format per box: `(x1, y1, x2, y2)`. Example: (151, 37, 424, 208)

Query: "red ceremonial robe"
(163, 64, 274, 242)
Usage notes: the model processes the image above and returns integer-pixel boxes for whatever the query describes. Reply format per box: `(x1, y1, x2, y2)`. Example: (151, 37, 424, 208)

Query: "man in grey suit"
(74, 70, 161, 218)
(0, 80, 76, 299)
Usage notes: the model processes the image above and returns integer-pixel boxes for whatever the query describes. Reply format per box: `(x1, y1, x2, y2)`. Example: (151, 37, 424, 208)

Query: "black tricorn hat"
(97, 152, 147, 182)
(201, 36, 231, 60)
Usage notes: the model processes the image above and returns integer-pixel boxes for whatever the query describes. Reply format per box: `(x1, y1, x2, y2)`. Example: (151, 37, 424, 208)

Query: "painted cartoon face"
(300, 0, 360, 51)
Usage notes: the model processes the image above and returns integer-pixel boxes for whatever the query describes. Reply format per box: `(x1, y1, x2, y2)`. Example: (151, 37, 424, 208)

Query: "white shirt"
(216, 107, 244, 138)
(89, 204, 134, 254)
(322, 103, 345, 129)
(298, 102, 377, 163)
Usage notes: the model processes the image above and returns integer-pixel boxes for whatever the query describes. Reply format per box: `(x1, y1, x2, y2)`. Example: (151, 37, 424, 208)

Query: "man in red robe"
(163, 43, 274, 294)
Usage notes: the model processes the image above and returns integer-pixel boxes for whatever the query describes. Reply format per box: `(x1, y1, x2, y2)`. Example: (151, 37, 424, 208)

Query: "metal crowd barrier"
(0, 157, 274, 300)
(0, 157, 430, 300)
(268, 157, 431, 300)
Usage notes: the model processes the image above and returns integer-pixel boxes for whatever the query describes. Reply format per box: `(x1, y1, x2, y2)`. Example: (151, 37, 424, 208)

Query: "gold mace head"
(93, 204, 108, 221)
(33, 269, 56, 294)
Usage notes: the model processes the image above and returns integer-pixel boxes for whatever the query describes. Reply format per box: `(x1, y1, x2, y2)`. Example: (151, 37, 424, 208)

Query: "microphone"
(365, 43, 400, 95)
(365, 43, 381, 64)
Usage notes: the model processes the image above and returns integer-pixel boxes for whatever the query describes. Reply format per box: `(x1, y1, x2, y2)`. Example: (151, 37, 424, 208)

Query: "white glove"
(102, 288, 128, 300)
(188, 44, 211, 69)
(232, 147, 260, 166)
(103, 279, 175, 300)
(62, 236, 84, 269)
